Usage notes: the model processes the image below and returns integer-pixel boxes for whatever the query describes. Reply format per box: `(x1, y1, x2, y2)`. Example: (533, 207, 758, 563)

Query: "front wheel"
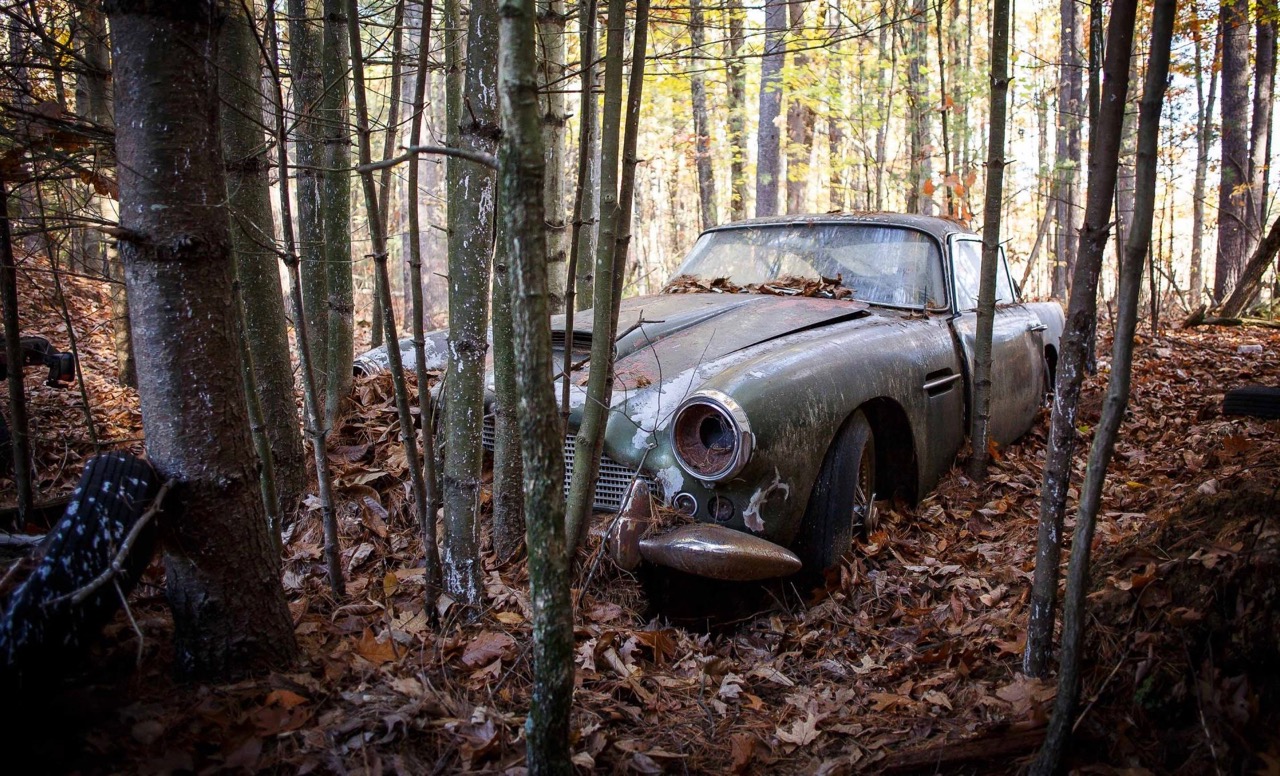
(794, 410, 876, 572)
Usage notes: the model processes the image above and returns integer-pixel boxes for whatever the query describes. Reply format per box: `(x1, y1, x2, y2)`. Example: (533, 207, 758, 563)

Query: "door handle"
(1027, 322, 1048, 333)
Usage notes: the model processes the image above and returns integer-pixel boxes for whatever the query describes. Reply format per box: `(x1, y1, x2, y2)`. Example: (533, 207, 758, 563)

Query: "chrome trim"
(670, 390, 754, 483)
(922, 373, 962, 392)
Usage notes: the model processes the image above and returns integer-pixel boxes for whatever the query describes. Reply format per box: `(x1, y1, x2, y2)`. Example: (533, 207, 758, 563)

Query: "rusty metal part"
(608, 481, 652, 571)
(638, 523, 802, 581)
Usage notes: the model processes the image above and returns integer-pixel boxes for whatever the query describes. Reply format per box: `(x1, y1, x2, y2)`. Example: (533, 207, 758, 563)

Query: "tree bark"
(1191, 22, 1221, 309)
(288, 0, 328, 402)
(1024, 0, 1139, 679)
(539, 0, 569, 312)
(1050, 0, 1082, 300)
(755, 0, 785, 218)
(321, 0, 354, 425)
(498, 0, 574, 768)
(690, 0, 717, 230)
(571, 0, 599, 312)
(218, 0, 305, 517)
(0, 181, 33, 522)
(404, 0, 443, 610)
(443, 0, 499, 610)
(726, 0, 748, 220)
(784, 0, 813, 215)
(968, 0, 1010, 479)
(1215, 0, 1251, 299)
(1246, 0, 1277, 259)
(904, 0, 933, 215)
(1032, 1, 1173, 768)
(106, 0, 296, 677)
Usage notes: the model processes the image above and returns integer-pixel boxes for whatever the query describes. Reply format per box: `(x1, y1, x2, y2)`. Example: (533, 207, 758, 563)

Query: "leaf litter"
(3, 262, 1279, 773)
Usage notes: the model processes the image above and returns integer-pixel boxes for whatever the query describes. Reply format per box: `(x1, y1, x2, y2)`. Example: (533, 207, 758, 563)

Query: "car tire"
(794, 410, 876, 573)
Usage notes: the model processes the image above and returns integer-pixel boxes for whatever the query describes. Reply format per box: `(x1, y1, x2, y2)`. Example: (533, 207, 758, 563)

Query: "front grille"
(482, 414, 657, 512)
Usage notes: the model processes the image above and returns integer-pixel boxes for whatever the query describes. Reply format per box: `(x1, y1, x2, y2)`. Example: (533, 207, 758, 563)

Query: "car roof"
(702, 212, 977, 244)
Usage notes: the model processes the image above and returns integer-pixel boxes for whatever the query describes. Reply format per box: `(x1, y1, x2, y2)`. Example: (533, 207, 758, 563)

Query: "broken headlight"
(670, 390, 753, 482)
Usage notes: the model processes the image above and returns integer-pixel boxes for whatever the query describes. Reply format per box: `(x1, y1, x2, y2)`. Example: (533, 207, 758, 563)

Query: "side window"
(953, 239, 1016, 308)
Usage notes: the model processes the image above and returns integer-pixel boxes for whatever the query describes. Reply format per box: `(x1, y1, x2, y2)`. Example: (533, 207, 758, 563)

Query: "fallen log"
(879, 725, 1046, 773)
(1181, 305, 1280, 329)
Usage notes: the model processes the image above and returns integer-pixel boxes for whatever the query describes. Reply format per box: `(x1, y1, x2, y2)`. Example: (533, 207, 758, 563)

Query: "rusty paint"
(608, 480, 652, 572)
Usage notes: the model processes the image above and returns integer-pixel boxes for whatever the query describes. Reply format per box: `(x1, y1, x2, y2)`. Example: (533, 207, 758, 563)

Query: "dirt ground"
(1, 265, 1278, 774)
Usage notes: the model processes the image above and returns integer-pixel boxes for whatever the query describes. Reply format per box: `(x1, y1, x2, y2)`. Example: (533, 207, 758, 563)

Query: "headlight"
(670, 390, 753, 482)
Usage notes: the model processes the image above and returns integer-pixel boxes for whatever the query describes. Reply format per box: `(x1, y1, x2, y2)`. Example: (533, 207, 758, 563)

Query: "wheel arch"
(857, 396, 919, 505)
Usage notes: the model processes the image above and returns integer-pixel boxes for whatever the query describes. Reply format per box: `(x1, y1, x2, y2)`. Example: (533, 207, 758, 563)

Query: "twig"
(355, 144, 498, 172)
(114, 577, 145, 667)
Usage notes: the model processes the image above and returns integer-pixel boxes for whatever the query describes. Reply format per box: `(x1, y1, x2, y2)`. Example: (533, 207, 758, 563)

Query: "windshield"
(671, 223, 947, 309)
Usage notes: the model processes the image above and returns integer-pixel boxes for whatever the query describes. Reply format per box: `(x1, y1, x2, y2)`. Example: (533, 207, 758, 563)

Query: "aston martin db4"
(355, 213, 1064, 582)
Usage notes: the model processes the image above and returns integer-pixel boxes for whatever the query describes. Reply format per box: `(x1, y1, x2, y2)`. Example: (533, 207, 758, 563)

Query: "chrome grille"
(482, 414, 656, 512)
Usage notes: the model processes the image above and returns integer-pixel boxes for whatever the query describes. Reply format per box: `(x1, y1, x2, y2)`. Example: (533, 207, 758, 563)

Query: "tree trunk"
(565, 0, 648, 549)
(443, 0, 499, 610)
(1215, 0, 1251, 300)
(498, 0, 574, 768)
(968, 0, 1010, 479)
(1032, 1, 1173, 768)
(288, 0, 328, 403)
(1190, 23, 1221, 309)
(0, 182, 33, 522)
(321, 0, 354, 425)
(572, 0, 599, 312)
(72, 1, 114, 275)
(539, 0, 569, 312)
(1219, 213, 1280, 318)
(490, 213, 525, 561)
(1024, 0, 1139, 679)
(755, 0, 785, 218)
(726, 0, 748, 220)
(784, 1, 814, 215)
(218, 0, 305, 517)
(904, 0, 933, 215)
(405, 0, 443, 610)
(874, 0, 895, 211)
(106, 0, 296, 677)
(690, 0, 717, 230)
(1050, 0, 1082, 300)
(1246, 1, 1277, 259)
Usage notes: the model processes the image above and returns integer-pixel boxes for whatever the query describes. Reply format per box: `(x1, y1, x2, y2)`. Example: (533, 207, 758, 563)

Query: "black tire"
(0, 453, 162, 684)
(1223, 385, 1280, 419)
(794, 410, 876, 572)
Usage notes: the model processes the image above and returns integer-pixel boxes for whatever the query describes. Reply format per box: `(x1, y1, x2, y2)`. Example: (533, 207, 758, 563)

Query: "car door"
(947, 236, 1046, 445)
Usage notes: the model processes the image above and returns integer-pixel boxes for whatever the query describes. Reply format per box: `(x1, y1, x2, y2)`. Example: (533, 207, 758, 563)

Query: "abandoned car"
(355, 213, 1064, 581)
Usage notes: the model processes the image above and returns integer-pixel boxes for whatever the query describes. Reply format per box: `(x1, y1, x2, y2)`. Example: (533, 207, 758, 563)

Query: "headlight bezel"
(669, 390, 753, 483)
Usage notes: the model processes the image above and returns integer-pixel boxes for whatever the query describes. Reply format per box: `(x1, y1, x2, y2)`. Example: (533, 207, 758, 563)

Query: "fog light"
(708, 495, 735, 523)
(673, 492, 697, 515)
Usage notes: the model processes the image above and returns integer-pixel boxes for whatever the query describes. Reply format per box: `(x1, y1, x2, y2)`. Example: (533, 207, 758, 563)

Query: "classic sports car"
(355, 213, 1064, 581)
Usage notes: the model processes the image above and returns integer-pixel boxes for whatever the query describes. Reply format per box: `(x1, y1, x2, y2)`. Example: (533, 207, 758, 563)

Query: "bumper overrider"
(607, 480, 802, 581)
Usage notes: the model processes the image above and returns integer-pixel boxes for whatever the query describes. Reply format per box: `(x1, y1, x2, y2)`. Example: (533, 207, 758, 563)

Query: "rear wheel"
(794, 410, 876, 572)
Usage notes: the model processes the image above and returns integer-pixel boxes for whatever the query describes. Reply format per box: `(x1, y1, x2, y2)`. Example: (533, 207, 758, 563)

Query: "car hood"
(558, 292, 869, 387)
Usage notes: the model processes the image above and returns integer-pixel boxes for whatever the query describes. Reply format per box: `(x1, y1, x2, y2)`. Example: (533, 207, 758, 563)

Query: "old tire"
(0, 453, 162, 684)
(794, 410, 876, 573)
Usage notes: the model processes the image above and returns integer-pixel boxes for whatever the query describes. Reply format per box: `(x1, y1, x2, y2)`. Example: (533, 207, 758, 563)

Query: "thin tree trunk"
(219, 0, 305, 517)
(572, 0, 599, 312)
(1024, 0, 1139, 679)
(348, 0, 437, 611)
(1191, 23, 1221, 309)
(72, 1, 113, 277)
(784, 0, 814, 214)
(539, 0, 569, 312)
(968, 0, 1011, 479)
(934, 0, 953, 217)
(321, 0, 355, 425)
(1215, 0, 1251, 300)
(904, 0, 933, 215)
(755, 0, 785, 217)
(1051, 0, 1081, 300)
(874, 0, 895, 211)
(107, 0, 297, 676)
(405, 0, 443, 612)
(726, 0, 748, 220)
(1246, 0, 1277, 259)
(565, 0, 648, 548)
(443, 0, 499, 610)
(1032, 1, 1173, 768)
(490, 214, 525, 561)
(266, 0, 346, 597)
(288, 0, 328, 403)
(498, 0, 573, 767)
(0, 181, 33, 522)
(690, 0, 716, 230)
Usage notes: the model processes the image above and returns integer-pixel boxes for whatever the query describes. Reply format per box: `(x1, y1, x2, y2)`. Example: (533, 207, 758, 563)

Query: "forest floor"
(1, 262, 1278, 774)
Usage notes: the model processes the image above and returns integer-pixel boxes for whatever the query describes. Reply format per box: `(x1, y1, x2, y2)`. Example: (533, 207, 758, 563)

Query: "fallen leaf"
(461, 631, 516, 668)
